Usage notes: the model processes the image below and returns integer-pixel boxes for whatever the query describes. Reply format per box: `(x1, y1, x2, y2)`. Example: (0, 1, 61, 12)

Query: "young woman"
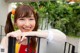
(1, 5, 66, 53)
(1, 5, 39, 53)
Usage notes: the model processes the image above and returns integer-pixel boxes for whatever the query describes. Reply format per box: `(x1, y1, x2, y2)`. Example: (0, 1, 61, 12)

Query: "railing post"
(71, 46, 75, 53)
(8, 37, 16, 53)
(68, 44, 71, 53)
(37, 38, 40, 53)
(0, 25, 2, 36)
(64, 42, 67, 53)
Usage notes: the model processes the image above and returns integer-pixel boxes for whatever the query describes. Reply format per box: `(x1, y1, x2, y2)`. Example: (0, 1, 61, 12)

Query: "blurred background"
(0, 0, 80, 53)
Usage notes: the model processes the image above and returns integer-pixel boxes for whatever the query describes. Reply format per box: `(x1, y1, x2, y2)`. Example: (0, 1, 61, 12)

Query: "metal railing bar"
(68, 44, 71, 53)
(37, 38, 40, 53)
(64, 42, 67, 53)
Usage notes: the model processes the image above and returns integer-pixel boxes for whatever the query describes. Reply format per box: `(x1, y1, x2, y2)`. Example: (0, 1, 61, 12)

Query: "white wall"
(0, 0, 9, 41)
(0, 0, 9, 26)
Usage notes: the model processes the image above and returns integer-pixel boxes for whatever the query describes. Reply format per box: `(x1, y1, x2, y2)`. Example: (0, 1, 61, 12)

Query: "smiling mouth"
(22, 26, 32, 31)
(23, 27, 31, 30)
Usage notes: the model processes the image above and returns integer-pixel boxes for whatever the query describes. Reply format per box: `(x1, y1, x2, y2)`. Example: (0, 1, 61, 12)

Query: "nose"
(24, 20, 30, 26)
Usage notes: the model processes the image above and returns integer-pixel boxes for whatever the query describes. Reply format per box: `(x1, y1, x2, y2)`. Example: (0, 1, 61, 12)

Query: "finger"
(16, 36, 19, 40)
(16, 36, 20, 40)
(19, 36, 21, 40)
(21, 35, 25, 41)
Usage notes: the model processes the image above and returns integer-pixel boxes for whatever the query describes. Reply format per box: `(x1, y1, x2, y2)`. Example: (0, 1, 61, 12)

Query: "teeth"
(23, 27, 30, 30)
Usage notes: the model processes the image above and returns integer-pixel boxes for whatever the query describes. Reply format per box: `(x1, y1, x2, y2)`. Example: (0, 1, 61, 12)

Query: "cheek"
(16, 21, 23, 28)
(30, 20, 36, 29)
(32, 21, 36, 27)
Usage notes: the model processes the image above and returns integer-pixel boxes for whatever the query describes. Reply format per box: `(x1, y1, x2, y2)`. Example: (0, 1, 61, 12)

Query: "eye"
(30, 18, 34, 20)
(19, 18, 25, 20)
(29, 18, 35, 20)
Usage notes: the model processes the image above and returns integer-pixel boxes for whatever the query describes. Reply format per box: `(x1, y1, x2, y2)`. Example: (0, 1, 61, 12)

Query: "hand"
(20, 32, 28, 41)
(6, 30, 27, 43)
(6, 30, 21, 37)
(6, 30, 22, 41)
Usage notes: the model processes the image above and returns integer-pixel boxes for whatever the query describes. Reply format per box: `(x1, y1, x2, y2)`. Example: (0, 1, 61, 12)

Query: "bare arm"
(22, 29, 66, 42)
(4, 29, 66, 43)
(22, 30, 49, 38)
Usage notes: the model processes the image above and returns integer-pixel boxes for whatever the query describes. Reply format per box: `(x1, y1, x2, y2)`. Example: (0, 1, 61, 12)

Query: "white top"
(47, 29, 66, 42)
(39, 29, 66, 53)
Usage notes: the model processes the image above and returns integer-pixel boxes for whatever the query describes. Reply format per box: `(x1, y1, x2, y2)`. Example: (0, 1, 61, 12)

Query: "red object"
(19, 44, 36, 53)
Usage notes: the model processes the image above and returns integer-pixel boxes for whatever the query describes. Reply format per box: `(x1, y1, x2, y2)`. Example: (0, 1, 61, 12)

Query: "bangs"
(17, 9, 33, 18)
(14, 5, 36, 23)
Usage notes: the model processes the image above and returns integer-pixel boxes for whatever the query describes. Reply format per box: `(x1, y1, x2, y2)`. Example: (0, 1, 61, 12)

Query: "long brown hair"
(5, 12, 14, 34)
(5, 5, 39, 51)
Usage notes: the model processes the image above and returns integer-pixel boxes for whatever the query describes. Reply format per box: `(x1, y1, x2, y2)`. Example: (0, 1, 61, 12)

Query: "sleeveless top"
(15, 42, 36, 53)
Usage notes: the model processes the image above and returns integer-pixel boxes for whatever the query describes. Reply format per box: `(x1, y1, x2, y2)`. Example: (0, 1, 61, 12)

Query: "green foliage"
(16, 1, 80, 37)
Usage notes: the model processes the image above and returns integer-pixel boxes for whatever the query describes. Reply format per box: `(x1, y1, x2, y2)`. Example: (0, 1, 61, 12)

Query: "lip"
(23, 27, 31, 30)
(21, 27, 31, 31)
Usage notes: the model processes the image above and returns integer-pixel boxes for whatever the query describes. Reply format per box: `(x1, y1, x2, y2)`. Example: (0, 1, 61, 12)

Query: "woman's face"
(16, 14, 36, 32)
